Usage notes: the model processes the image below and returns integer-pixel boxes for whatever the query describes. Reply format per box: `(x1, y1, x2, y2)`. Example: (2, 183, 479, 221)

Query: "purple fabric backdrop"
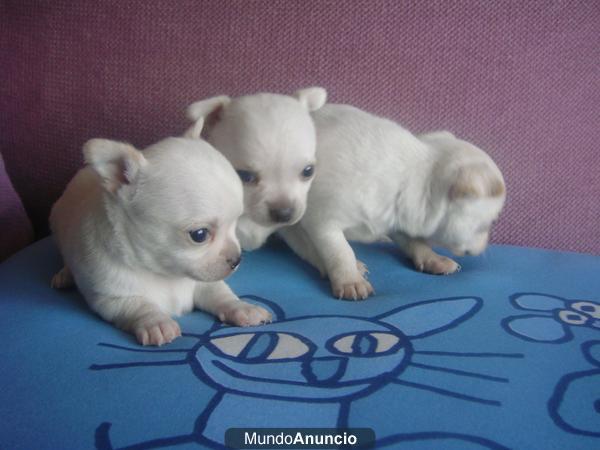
(1, 0, 598, 254)
(0, 153, 33, 261)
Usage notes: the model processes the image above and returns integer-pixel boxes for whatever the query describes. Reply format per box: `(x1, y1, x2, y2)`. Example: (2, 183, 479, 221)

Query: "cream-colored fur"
(50, 137, 271, 346)
(186, 88, 327, 250)
(280, 104, 506, 300)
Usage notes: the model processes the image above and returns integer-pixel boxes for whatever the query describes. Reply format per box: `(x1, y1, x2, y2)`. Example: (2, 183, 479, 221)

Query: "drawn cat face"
(195, 316, 410, 401)
(93, 296, 491, 450)
(191, 296, 481, 402)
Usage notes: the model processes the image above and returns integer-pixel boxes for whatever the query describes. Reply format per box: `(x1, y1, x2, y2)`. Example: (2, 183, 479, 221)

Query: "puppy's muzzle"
(269, 207, 294, 223)
(227, 256, 242, 271)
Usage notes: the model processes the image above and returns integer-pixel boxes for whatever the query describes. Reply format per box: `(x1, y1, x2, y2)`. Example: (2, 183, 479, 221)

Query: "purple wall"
(1, 0, 598, 254)
(0, 154, 33, 261)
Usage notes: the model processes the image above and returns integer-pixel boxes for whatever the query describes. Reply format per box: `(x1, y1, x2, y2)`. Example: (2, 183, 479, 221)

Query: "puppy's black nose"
(227, 256, 241, 271)
(269, 207, 294, 223)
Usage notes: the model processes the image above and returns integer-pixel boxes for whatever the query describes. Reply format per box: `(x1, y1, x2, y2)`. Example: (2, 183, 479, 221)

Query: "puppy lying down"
(185, 87, 327, 250)
(50, 137, 271, 345)
(280, 104, 506, 300)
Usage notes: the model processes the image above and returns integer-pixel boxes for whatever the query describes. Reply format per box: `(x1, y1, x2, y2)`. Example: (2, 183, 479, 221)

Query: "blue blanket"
(1, 238, 599, 449)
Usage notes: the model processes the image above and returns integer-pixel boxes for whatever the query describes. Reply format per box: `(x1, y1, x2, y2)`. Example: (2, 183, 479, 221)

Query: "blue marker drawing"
(548, 339, 600, 437)
(92, 295, 519, 449)
(502, 293, 600, 344)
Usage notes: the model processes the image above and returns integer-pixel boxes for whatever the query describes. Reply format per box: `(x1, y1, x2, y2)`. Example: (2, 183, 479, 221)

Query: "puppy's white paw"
(133, 317, 181, 346)
(356, 260, 370, 277)
(51, 266, 74, 289)
(331, 276, 374, 301)
(415, 254, 460, 275)
(218, 302, 272, 327)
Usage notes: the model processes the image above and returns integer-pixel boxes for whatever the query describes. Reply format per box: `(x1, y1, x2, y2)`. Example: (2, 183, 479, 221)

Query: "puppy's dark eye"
(189, 228, 210, 243)
(236, 170, 258, 184)
(301, 165, 315, 179)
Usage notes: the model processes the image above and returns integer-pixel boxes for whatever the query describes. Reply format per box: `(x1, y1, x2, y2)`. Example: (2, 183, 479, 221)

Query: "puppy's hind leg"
(51, 265, 75, 289)
(391, 232, 460, 275)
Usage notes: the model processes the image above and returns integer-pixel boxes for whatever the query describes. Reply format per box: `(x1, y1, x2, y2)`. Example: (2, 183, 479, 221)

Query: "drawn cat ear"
(373, 297, 481, 339)
(502, 315, 572, 343)
(239, 295, 286, 321)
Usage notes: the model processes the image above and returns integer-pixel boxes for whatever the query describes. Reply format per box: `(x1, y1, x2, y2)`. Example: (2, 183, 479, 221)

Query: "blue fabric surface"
(1, 238, 599, 450)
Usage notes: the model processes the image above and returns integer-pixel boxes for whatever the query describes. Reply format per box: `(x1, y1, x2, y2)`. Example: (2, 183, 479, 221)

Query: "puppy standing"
(185, 88, 327, 250)
(280, 104, 506, 300)
(50, 137, 271, 346)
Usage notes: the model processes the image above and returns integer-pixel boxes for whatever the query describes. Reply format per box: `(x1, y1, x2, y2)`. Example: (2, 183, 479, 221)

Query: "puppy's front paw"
(331, 276, 374, 301)
(415, 254, 460, 275)
(218, 302, 272, 327)
(356, 260, 370, 277)
(133, 317, 181, 346)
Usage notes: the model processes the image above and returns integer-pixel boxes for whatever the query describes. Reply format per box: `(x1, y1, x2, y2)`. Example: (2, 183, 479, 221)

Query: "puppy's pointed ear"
(449, 164, 505, 200)
(185, 96, 231, 137)
(294, 87, 327, 111)
(83, 139, 147, 194)
(182, 117, 205, 139)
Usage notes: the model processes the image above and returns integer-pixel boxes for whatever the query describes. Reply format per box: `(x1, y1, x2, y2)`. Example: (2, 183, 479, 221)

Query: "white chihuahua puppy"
(185, 88, 327, 250)
(50, 137, 271, 346)
(280, 104, 506, 300)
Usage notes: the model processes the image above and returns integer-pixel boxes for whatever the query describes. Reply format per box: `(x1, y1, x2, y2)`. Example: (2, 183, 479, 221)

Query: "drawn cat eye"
(267, 334, 310, 360)
(329, 332, 401, 357)
(210, 332, 310, 361)
(558, 310, 588, 326)
(571, 301, 600, 319)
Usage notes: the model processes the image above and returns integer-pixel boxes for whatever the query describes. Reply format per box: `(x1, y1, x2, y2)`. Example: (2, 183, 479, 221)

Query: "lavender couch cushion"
(0, 153, 33, 262)
(1, 0, 598, 253)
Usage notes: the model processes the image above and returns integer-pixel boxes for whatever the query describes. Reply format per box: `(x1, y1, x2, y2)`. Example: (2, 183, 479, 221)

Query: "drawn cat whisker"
(97, 342, 193, 353)
(408, 361, 509, 383)
(391, 379, 502, 406)
(413, 350, 524, 359)
(90, 359, 189, 371)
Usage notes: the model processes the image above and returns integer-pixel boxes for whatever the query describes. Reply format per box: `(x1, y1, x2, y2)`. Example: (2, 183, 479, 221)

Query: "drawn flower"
(502, 293, 600, 343)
